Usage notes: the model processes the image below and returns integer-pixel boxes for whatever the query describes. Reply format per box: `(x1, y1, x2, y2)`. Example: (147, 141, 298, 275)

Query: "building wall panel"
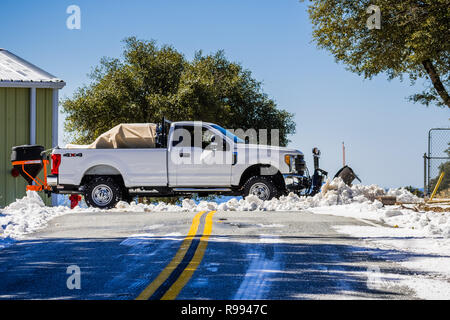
(0, 88, 30, 207)
(35, 88, 53, 206)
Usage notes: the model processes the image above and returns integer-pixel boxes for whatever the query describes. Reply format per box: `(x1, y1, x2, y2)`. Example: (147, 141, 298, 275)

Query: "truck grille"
(294, 155, 306, 176)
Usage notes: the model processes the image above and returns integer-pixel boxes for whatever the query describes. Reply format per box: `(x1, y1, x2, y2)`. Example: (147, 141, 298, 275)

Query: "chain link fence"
(424, 128, 450, 198)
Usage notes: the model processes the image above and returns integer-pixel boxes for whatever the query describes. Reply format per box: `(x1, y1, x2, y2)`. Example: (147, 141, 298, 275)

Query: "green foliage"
(428, 143, 450, 194)
(62, 37, 295, 146)
(404, 185, 424, 198)
(430, 161, 450, 193)
(300, 0, 450, 108)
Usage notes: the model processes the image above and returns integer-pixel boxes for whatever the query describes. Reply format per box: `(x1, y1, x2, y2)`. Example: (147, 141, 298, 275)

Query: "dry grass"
(436, 188, 450, 199)
(417, 203, 450, 212)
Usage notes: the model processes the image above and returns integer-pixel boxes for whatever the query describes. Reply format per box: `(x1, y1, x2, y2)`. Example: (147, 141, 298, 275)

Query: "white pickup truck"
(44, 120, 326, 208)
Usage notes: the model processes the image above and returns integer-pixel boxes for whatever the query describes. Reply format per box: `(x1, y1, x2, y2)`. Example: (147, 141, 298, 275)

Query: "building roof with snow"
(0, 49, 65, 89)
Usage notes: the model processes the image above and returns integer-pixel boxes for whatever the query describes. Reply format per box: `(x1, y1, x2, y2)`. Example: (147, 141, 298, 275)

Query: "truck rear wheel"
(84, 176, 122, 209)
(242, 176, 278, 201)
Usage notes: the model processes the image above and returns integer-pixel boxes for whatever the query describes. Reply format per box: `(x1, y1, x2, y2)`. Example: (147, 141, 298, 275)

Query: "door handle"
(180, 152, 191, 157)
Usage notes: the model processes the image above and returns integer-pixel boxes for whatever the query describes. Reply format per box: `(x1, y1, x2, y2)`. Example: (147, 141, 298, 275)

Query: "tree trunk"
(422, 59, 450, 108)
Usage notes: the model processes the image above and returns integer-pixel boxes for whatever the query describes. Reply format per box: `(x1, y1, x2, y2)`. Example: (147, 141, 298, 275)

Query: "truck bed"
(55, 148, 168, 187)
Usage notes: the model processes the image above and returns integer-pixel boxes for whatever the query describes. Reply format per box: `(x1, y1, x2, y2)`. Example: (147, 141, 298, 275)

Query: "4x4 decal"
(63, 153, 83, 157)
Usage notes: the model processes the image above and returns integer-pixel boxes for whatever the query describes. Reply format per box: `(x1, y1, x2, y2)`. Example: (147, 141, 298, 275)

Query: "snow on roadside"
(0, 191, 74, 239)
(1, 177, 444, 241)
(334, 225, 450, 274)
(333, 224, 450, 300)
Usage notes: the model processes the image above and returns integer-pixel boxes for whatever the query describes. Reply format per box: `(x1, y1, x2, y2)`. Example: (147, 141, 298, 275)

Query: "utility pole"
(342, 142, 346, 167)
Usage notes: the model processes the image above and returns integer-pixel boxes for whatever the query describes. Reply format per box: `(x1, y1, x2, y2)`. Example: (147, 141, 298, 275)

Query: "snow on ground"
(0, 191, 73, 240)
(1, 178, 449, 299)
(0, 178, 446, 240)
(333, 225, 450, 299)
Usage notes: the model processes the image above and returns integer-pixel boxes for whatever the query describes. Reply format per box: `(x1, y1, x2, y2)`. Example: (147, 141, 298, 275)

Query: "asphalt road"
(0, 210, 417, 299)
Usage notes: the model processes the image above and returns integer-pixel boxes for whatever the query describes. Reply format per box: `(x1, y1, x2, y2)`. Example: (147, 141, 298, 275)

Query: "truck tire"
(84, 176, 122, 209)
(242, 176, 278, 201)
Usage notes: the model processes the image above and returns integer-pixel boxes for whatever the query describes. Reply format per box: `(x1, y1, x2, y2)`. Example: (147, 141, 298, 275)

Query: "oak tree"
(62, 37, 295, 145)
(301, 0, 449, 108)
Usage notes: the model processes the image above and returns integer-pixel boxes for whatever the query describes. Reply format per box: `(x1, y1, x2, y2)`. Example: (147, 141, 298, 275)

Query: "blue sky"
(1, 0, 448, 188)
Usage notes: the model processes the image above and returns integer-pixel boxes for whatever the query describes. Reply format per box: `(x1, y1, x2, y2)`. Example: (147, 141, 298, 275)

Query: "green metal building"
(0, 49, 65, 207)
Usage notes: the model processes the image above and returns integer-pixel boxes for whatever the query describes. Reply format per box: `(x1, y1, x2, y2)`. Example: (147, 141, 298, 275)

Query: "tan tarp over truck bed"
(66, 123, 157, 149)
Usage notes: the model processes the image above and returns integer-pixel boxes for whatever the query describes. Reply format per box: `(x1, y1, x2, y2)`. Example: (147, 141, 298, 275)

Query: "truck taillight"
(51, 154, 61, 175)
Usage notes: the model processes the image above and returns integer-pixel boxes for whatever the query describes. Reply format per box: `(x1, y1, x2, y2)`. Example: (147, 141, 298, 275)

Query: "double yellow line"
(136, 210, 216, 300)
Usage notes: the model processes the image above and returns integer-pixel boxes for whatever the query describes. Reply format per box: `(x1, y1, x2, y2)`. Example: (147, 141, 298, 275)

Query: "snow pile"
(382, 209, 450, 238)
(110, 178, 437, 236)
(214, 178, 419, 212)
(0, 191, 73, 238)
(0, 178, 429, 240)
(386, 188, 421, 203)
(212, 178, 419, 212)
(112, 178, 394, 214)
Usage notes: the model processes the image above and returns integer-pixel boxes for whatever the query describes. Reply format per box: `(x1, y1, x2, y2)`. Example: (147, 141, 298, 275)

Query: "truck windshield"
(211, 125, 244, 143)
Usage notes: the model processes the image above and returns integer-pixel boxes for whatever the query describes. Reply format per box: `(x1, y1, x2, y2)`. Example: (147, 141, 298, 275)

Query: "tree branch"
(422, 59, 450, 108)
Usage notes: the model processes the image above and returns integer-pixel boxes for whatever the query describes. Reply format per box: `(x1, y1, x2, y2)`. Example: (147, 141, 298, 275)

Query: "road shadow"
(177, 234, 441, 300)
(0, 234, 442, 299)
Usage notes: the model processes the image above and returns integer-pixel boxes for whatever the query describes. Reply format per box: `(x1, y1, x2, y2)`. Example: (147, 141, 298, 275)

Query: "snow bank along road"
(0, 209, 428, 300)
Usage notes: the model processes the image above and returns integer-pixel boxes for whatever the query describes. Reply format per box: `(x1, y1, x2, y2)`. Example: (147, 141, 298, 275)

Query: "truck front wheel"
(84, 176, 122, 209)
(242, 176, 278, 201)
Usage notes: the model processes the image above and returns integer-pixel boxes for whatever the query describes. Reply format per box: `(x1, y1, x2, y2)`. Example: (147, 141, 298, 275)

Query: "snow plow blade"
(334, 165, 361, 186)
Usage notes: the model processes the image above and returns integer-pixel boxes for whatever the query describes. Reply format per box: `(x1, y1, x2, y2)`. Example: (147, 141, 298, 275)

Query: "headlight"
(284, 155, 295, 172)
(284, 155, 291, 166)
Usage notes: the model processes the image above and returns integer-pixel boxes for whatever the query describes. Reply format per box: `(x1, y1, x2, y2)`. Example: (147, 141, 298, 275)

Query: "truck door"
(168, 124, 232, 187)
